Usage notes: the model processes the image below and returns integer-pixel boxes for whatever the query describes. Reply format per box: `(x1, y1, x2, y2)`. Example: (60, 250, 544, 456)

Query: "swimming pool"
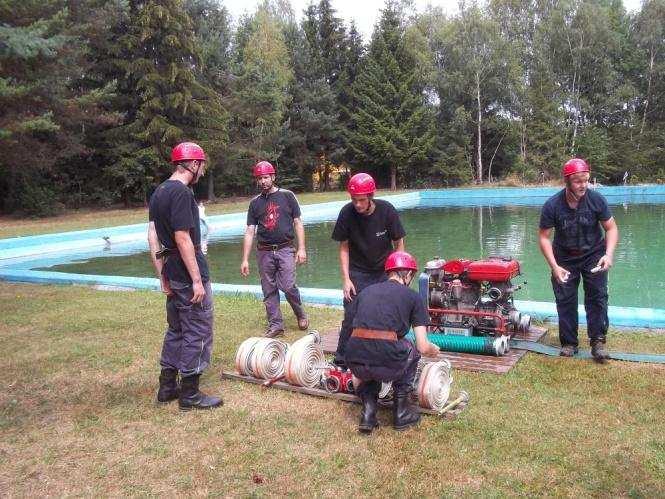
(2, 186, 665, 328)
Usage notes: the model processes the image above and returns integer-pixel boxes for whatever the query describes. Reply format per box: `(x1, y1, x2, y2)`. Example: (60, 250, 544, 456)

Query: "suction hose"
(405, 331, 508, 356)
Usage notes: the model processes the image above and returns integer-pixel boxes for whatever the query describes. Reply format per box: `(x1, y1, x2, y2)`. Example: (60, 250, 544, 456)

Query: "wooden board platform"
(221, 371, 467, 419)
(320, 326, 548, 375)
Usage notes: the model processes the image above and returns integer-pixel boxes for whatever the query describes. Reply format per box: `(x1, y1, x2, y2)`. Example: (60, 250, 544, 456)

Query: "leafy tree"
(226, 4, 293, 194)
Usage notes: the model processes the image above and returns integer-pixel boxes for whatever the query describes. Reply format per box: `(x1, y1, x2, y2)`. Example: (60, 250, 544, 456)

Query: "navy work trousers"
(552, 247, 609, 347)
(160, 280, 214, 377)
(334, 269, 388, 363)
(348, 339, 421, 394)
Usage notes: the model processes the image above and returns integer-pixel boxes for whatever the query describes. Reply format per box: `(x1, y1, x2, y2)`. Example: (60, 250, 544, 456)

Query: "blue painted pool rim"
(2, 185, 665, 329)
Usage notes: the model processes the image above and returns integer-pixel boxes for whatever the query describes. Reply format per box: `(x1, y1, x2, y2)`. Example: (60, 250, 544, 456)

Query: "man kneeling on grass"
(344, 251, 439, 434)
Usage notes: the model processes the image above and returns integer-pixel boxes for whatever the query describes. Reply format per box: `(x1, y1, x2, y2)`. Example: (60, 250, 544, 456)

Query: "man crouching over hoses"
(344, 251, 439, 434)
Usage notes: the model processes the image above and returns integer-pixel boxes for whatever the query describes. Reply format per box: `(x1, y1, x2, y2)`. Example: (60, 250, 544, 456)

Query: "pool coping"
(2, 186, 665, 328)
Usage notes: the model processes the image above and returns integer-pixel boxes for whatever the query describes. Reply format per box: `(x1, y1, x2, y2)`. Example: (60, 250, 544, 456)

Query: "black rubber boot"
(179, 374, 223, 411)
(157, 368, 179, 403)
(591, 337, 610, 363)
(393, 388, 421, 430)
(357, 382, 379, 434)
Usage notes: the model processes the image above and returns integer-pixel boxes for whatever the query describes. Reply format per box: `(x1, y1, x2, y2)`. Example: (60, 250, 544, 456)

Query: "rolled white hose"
(235, 337, 287, 380)
(416, 360, 453, 411)
(235, 337, 262, 376)
(284, 331, 325, 387)
(251, 338, 288, 380)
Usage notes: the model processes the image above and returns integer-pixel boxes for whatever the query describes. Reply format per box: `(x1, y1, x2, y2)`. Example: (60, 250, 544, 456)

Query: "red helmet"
(347, 173, 376, 196)
(385, 251, 418, 272)
(171, 142, 206, 163)
(253, 161, 276, 177)
(562, 158, 590, 177)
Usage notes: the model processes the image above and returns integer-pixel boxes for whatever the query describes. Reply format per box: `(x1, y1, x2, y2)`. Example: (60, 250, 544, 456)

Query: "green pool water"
(44, 204, 665, 309)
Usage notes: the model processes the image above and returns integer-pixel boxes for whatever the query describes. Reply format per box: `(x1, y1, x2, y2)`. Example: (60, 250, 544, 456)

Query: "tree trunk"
(488, 134, 504, 184)
(390, 166, 397, 191)
(476, 71, 483, 184)
(207, 168, 215, 202)
(638, 48, 655, 150)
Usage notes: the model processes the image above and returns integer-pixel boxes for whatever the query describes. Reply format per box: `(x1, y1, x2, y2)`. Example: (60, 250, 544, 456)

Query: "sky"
(222, 0, 645, 41)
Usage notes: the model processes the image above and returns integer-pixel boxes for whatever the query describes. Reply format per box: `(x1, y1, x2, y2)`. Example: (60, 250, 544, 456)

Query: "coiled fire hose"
(416, 360, 453, 411)
(405, 331, 509, 356)
(377, 360, 454, 411)
(284, 331, 325, 388)
(235, 337, 288, 379)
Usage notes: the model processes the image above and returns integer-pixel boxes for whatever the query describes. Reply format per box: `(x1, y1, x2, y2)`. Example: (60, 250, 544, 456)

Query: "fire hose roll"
(284, 331, 325, 388)
(417, 360, 453, 411)
(235, 337, 288, 379)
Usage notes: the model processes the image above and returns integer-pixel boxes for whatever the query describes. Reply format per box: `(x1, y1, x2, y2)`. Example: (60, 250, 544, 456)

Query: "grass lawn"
(1, 282, 664, 496)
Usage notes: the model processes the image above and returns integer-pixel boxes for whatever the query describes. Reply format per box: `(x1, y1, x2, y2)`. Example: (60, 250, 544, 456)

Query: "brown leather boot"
(591, 337, 609, 363)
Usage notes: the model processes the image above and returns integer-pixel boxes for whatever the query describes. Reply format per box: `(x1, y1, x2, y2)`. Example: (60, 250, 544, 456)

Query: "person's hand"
(191, 281, 205, 304)
(240, 260, 250, 276)
(343, 278, 356, 301)
(160, 275, 172, 296)
(595, 254, 613, 272)
(552, 265, 570, 284)
(425, 341, 440, 357)
(296, 248, 307, 265)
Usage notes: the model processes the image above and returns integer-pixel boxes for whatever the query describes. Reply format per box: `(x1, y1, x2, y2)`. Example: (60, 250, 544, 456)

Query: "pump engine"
(420, 256, 531, 337)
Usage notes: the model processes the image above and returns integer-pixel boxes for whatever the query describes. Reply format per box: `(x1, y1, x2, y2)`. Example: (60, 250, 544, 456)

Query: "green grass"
(1, 282, 664, 496)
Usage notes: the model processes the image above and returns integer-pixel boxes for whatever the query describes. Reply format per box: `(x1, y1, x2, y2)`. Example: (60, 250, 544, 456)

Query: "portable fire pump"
(419, 256, 531, 337)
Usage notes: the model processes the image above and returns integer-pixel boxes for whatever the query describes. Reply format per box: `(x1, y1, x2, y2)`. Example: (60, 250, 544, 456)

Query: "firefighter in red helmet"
(240, 160, 309, 337)
(538, 158, 619, 362)
(147, 142, 222, 410)
(344, 251, 439, 433)
(331, 173, 407, 367)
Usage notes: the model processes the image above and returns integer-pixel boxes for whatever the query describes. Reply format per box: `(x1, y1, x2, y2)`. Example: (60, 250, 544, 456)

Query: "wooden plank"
(220, 371, 466, 419)
(319, 325, 548, 375)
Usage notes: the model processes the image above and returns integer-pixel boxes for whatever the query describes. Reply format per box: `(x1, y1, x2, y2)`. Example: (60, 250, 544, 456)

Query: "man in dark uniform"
(539, 158, 619, 362)
(331, 173, 406, 366)
(345, 251, 439, 433)
(240, 161, 308, 338)
(148, 142, 223, 410)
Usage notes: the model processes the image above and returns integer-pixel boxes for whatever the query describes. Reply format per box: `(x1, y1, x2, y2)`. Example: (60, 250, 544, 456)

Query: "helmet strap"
(180, 161, 201, 185)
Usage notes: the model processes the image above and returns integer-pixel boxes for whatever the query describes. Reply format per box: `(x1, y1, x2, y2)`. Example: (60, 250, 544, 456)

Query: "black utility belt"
(156, 244, 201, 259)
(257, 241, 293, 251)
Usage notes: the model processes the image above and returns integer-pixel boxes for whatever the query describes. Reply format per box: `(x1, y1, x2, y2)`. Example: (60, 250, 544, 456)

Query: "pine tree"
(345, 1, 435, 190)
(112, 0, 225, 204)
(0, 0, 112, 214)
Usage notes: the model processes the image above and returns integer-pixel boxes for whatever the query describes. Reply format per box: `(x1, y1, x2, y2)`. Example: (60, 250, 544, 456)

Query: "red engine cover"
(442, 259, 471, 275)
(467, 257, 520, 282)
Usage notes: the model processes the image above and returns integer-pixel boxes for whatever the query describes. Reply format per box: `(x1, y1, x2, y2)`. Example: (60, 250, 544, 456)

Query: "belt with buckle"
(257, 241, 293, 251)
(351, 328, 398, 342)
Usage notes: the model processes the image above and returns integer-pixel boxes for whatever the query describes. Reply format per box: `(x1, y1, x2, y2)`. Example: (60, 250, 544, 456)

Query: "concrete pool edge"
(2, 268, 665, 329)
